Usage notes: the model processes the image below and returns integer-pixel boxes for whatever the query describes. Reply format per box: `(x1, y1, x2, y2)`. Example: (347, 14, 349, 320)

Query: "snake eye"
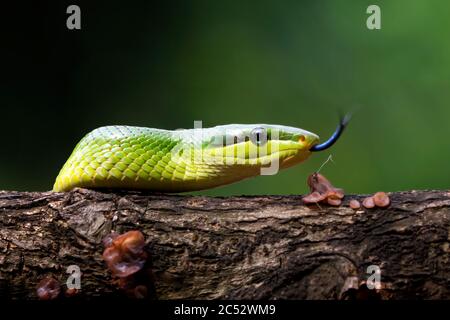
(250, 127, 267, 146)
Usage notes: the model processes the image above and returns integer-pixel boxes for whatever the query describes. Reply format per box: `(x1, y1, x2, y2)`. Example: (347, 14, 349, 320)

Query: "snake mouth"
(202, 135, 319, 167)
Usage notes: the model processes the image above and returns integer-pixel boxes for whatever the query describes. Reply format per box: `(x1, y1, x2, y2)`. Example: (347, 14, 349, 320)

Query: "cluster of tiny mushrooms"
(102, 230, 154, 298)
(36, 171, 390, 299)
(36, 230, 152, 300)
(302, 172, 390, 209)
(36, 277, 77, 300)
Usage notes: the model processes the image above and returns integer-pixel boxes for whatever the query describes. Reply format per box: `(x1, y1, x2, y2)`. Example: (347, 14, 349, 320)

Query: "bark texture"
(0, 188, 449, 300)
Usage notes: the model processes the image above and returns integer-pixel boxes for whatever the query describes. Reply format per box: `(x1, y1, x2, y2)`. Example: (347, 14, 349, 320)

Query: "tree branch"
(0, 189, 449, 299)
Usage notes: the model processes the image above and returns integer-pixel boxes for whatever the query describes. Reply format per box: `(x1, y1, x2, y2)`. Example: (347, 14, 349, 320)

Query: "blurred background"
(1, 0, 449, 195)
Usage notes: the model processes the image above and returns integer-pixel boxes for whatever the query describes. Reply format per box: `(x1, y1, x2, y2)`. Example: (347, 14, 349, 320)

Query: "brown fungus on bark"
(302, 172, 345, 206)
(362, 192, 390, 209)
(65, 288, 79, 298)
(102, 230, 155, 299)
(327, 197, 342, 206)
(36, 277, 61, 300)
(373, 192, 390, 208)
(302, 191, 327, 203)
(102, 231, 119, 248)
(103, 230, 147, 278)
(362, 197, 375, 209)
(349, 199, 361, 210)
(133, 285, 148, 299)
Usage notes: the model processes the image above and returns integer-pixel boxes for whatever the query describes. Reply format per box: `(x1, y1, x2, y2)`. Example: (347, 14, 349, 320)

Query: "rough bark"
(0, 188, 449, 300)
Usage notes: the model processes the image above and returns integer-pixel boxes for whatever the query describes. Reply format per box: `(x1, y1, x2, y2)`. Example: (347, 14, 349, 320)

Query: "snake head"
(200, 124, 319, 171)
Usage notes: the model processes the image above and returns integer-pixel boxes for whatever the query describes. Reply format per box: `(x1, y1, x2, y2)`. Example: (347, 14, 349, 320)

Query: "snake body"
(53, 122, 346, 192)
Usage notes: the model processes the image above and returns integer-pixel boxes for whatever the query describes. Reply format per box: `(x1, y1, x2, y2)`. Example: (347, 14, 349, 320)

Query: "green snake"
(53, 117, 349, 192)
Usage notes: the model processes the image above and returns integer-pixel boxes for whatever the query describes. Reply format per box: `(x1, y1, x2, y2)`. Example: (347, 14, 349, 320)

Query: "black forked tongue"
(310, 114, 351, 152)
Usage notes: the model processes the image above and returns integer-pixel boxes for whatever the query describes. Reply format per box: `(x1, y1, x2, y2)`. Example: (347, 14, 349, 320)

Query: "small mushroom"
(302, 191, 327, 203)
(362, 197, 375, 209)
(302, 173, 344, 206)
(327, 198, 342, 206)
(103, 230, 147, 278)
(102, 232, 119, 248)
(373, 192, 390, 208)
(349, 199, 361, 210)
(36, 277, 60, 300)
(65, 288, 79, 298)
(133, 285, 148, 299)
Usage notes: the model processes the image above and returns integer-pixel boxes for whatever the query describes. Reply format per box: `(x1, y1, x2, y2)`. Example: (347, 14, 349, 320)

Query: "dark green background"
(2, 1, 449, 195)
